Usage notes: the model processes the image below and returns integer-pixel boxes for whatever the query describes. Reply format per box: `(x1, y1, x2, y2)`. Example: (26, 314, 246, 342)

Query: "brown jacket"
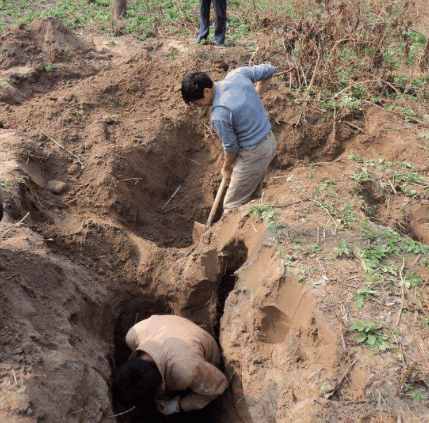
(125, 315, 228, 411)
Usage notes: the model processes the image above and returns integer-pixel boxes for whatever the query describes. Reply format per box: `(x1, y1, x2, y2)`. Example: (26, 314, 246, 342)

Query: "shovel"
(193, 175, 228, 242)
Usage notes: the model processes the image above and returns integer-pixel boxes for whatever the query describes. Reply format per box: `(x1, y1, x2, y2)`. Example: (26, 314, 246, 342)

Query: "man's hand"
(156, 396, 181, 415)
(255, 79, 269, 96)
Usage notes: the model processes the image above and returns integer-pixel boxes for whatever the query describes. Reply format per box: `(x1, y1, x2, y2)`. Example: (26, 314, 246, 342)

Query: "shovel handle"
(206, 176, 228, 227)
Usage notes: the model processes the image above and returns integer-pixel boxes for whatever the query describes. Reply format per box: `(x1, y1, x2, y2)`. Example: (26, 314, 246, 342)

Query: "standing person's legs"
(213, 0, 227, 45)
(223, 132, 277, 210)
(197, 0, 211, 42)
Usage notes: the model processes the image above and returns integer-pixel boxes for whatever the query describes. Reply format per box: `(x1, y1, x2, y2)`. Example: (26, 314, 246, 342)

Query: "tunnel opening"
(215, 240, 249, 340)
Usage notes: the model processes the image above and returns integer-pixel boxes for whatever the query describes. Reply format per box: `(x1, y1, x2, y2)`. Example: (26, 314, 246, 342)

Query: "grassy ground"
(0, 0, 257, 40)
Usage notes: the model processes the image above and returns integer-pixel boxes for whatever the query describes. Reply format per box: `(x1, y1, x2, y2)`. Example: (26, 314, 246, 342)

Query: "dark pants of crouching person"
(197, 0, 227, 45)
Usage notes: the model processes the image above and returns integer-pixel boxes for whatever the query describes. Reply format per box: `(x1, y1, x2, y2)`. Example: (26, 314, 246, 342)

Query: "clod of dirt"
(0, 78, 26, 105)
(0, 129, 46, 221)
(47, 179, 68, 195)
(408, 204, 429, 243)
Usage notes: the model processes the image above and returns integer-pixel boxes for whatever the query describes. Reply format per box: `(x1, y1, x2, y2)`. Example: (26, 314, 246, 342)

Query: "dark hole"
(214, 240, 248, 339)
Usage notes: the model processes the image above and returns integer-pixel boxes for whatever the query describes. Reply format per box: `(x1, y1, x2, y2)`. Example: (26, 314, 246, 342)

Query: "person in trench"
(181, 64, 277, 213)
(113, 314, 228, 419)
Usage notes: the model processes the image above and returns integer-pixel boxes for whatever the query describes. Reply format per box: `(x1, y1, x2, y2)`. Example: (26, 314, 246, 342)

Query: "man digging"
(114, 314, 228, 420)
(181, 64, 277, 213)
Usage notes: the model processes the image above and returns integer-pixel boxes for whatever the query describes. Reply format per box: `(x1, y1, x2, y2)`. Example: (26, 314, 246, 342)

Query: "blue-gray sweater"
(211, 64, 277, 153)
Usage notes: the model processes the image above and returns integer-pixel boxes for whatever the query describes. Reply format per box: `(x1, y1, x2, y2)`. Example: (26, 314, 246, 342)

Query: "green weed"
(249, 204, 285, 240)
(359, 222, 429, 280)
(352, 168, 372, 183)
(43, 63, 55, 72)
(351, 320, 389, 351)
(385, 103, 419, 123)
(335, 240, 353, 258)
(310, 243, 322, 254)
(404, 272, 423, 289)
(354, 287, 377, 309)
(340, 203, 357, 228)
(404, 384, 428, 401)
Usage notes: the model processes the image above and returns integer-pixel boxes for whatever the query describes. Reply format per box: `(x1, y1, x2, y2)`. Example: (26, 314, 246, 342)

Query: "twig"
(15, 212, 30, 226)
(274, 67, 295, 78)
(272, 199, 309, 208)
(387, 178, 398, 194)
(248, 46, 259, 65)
(311, 199, 338, 230)
(108, 406, 136, 418)
(119, 178, 144, 184)
(333, 79, 377, 99)
(381, 79, 400, 96)
(0, 212, 30, 238)
(11, 369, 18, 385)
(411, 255, 421, 266)
(326, 359, 358, 399)
(396, 258, 406, 327)
(42, 133, 84, 167)
(295, 49, 321, 126)
(343, 121, 365, 133)
(162, 185, 182, 210)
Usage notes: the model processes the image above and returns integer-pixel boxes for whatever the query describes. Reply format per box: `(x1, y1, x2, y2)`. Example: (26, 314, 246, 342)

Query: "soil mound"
(0, 18, 92, 71)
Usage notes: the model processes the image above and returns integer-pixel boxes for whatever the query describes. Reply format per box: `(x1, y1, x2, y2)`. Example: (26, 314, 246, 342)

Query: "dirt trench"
(2, 18, 429, 423)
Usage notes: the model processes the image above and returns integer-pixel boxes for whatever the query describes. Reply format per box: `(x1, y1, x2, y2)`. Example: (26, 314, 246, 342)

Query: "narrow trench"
(110, 241, 248, 423)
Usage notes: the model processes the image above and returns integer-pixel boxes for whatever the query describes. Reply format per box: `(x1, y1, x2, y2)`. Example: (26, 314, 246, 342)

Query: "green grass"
(0, 0, 263, 40)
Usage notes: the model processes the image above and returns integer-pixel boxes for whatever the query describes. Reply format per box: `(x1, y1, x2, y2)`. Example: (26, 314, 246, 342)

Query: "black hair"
(113, 358, 162, 408)
(181, 72, 213, 104)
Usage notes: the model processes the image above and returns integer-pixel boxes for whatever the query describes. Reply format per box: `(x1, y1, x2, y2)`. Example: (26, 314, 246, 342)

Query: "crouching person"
(113, 315, 228, 417)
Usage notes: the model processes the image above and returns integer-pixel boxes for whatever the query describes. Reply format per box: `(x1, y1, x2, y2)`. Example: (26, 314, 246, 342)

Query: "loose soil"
(0, 17, 428, 423)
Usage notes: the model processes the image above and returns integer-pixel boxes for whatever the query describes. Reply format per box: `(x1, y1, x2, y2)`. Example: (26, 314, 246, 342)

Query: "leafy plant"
(351, 320, 389, 351)
(310, 243, 321, 254)
(335, 240, 353, 258)
(404, 272, 423, 289)
(249, 204, 285, 239)
(43, 63, 55, 72)
(340, 203, 357, 228)
(354, 287, 377, 309)
(404, 384, 428, 401)
(352, 168, 372, 183)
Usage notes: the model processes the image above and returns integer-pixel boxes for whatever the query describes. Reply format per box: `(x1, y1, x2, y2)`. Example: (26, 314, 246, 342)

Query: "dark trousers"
(198, 0, 227, 44)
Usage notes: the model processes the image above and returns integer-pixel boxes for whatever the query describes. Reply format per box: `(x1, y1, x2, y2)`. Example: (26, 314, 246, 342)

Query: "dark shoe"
(214, 37, 225, 45)
(213, 41, 226, 48)
(196, 35, 208, 44)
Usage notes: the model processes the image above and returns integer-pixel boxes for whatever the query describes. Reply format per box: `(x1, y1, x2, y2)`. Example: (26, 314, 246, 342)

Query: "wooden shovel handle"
(206, 176, 228, 227)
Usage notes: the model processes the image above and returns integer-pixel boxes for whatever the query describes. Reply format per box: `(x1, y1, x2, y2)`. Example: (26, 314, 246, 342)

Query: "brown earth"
(1, 18, 429, 423)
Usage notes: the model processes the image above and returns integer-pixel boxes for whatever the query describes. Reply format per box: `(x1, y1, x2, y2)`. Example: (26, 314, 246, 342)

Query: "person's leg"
(213, 0, 227, 45)
(197, 0, 211, 42)
(223, 133, 277, 210)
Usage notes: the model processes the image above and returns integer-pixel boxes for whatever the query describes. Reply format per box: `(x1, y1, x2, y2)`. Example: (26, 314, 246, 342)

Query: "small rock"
(47, 180, 68, 195)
